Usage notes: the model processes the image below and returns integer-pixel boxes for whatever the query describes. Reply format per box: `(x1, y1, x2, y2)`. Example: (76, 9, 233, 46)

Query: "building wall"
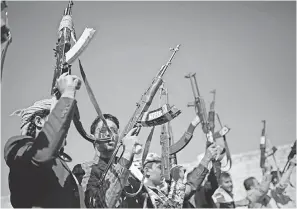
(182, 143, 296, 207)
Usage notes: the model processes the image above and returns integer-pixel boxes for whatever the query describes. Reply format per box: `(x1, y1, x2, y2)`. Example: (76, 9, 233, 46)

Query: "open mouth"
(95, 136, 113, 144)
(107, 140, 115, 145)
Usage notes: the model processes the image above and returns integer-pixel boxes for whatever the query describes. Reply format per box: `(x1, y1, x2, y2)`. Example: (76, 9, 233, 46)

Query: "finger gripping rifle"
(51, 1, 96, 148)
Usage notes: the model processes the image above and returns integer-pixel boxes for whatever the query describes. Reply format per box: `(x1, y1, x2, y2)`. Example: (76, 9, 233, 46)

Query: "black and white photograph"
(1, 0, 296, 208)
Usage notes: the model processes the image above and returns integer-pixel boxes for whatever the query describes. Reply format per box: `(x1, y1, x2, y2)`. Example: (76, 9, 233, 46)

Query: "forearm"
(277, 165, 295, 191)
(208, 167, 219, 193)
(247, 173, 272, 203)
(259, 172, 273, 193)
(32, 97, 76, 163)
(185, 156, 210, 199)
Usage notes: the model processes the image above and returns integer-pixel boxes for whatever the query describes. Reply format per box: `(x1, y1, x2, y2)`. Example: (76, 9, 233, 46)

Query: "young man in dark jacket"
(4, 73, 83, 208)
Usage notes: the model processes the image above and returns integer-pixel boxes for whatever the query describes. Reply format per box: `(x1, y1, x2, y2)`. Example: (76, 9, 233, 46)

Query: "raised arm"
(184, 144, 218, 200)
(4, 74, 81, 167)
(276, 157, 296, 192)
(4, 97, 76, 166)
(247, 164, 272, 205)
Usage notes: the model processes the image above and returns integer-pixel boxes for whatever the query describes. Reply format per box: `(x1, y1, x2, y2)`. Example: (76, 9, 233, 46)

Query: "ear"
(34, 116, 44, 128)
(144, 167, 151, 178)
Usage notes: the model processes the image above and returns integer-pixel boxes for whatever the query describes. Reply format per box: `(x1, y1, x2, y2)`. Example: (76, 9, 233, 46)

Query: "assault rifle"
(100, 45, 181, 200)
(159, 85, 178, 182)
(282, 141, 296, 173)
(1, 0, 12, 79)
(208, 89, 216, 133)
(260, 121, 281, 178)
(51, 1, 97, 157)
(185, 73, 230, 143)
(260, 120, 266, 168)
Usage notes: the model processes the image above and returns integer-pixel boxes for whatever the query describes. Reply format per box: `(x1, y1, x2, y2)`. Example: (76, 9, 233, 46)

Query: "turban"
(10, 98, 53, 133)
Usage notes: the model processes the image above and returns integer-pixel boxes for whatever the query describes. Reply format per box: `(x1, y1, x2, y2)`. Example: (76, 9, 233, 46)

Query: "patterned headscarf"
(10, 98, 53, 134)
(143, 153, 162, 167)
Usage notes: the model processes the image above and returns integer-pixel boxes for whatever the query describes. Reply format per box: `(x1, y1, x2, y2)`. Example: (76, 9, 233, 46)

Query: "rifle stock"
(160, 124, 171, 181)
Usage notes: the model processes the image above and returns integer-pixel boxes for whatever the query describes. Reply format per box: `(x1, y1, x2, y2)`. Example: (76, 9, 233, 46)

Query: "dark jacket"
(194, 161, 221, 208)
(4, 97, 81, 208)
(75, 157, 154, 208)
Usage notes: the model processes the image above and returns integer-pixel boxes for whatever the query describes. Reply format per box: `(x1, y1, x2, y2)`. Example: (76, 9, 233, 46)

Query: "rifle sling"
(222, 135, 232, 170)
(142, 126, 156, 165)
(72, 105, 95, 143)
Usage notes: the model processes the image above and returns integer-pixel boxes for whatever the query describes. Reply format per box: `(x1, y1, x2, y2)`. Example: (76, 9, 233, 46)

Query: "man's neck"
(100, 152, 112, 159)
(220, 186, 234, 197)
(99, 152, 116, 164)
(144, 178, 157, 188)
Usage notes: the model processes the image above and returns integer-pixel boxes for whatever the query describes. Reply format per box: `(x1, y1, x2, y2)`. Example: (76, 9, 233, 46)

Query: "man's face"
(220, 176, 233, 193)
(252, 178, 260, 189)
(94, 119, 119, 153)
(147, 162, 163, 186)
(34, 115, 49, 137)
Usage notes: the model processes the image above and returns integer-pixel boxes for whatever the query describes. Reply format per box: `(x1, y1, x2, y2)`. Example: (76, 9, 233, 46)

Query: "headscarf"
(10, 98, 53, 134)
(143, 152, 162, 167)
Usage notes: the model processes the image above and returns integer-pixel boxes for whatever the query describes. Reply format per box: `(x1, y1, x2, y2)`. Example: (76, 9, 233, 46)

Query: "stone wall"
(182, 143, 296, 207)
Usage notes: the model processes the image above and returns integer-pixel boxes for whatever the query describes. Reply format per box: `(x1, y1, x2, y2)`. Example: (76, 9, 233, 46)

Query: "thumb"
(126, 127, 138, 137)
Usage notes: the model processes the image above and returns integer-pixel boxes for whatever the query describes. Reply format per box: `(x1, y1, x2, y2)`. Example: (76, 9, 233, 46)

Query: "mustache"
(95, 133, 118, 144)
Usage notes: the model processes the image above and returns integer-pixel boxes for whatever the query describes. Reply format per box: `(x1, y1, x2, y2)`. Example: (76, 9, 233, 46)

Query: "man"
(140, 143, 219, 208)
(243, 162, 273, 208)
(212, 172, 249, 208)
(212, 172, 236, 208)
(72, 114, 121, 206)
(80, 113, 141, 208)
(78, 115, 204, 208)
(4, 73, 83, 207)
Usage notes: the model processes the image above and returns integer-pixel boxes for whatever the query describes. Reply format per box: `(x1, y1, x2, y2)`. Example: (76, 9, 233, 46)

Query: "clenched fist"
(122, 127, 142, 163)
(56, 72, 82, 98)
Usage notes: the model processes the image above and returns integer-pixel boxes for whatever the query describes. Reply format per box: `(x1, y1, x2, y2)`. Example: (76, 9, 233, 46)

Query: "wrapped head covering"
(10, 98, 53, 134)
(143, 152, 162, 167)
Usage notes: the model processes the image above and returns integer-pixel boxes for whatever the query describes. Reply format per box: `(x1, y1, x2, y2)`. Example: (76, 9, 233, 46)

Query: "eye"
(111, 128, 118, 134)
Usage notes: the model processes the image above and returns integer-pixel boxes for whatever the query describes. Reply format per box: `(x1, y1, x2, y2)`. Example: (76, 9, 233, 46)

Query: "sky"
(1, 1, 296, 196)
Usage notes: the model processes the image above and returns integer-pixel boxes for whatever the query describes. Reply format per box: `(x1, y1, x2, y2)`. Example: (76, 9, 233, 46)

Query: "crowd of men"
(2, 1, 296, 208)
(3, 72, 296, 208)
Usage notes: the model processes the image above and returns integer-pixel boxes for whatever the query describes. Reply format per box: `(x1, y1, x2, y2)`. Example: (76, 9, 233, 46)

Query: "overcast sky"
(1, 1, 296, 196)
